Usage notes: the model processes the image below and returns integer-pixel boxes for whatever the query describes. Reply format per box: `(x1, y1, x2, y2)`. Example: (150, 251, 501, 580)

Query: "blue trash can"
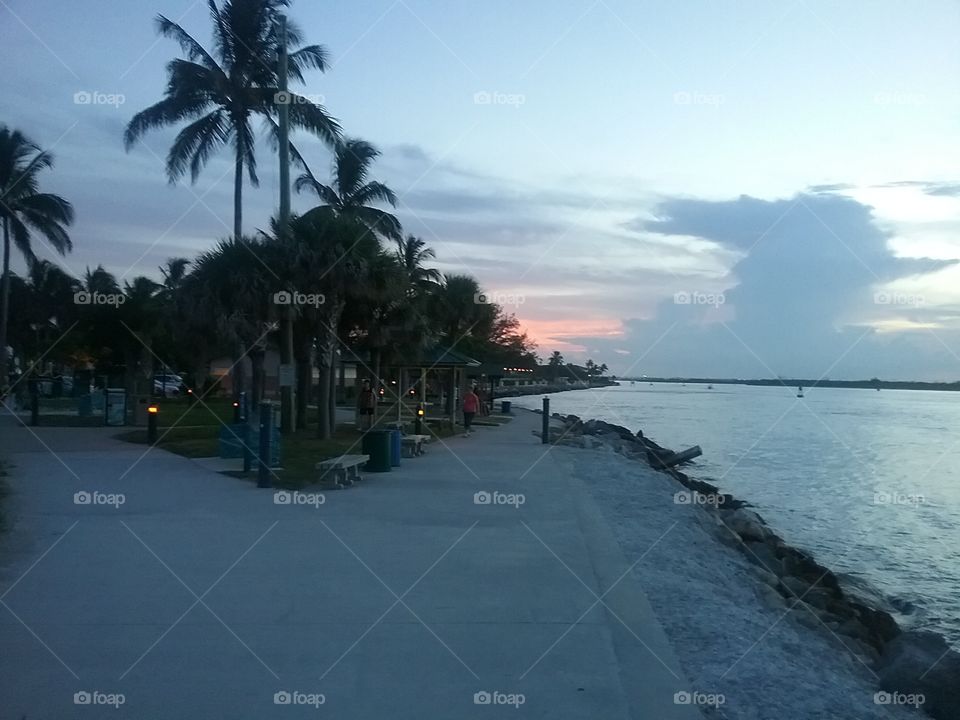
(389, 429, 402, 467)
(501, 400, 512, 414)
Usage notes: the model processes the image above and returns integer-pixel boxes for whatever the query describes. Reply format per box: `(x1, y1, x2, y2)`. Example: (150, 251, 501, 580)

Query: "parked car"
(153, 374, 184, 397)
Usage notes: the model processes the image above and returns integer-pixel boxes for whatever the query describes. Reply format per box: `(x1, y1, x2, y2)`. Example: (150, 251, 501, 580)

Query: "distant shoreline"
(624, 377, 960, 392)
(494, 381, 616, 400)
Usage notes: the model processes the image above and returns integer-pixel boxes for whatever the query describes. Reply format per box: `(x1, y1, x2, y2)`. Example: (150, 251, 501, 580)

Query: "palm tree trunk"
(250, 346, 264, 410)
(280, 307, 293, 433)
(315, 329, 334, 439)
(232, 342, 246, 402)
(327, 351, 336, 433)
(294, 331, 311, 431)
(234, 142, 243, 241)
(0, 217, 10, 387)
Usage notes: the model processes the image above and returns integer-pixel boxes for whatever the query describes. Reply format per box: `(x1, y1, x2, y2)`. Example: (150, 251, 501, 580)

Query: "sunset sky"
(3, 0, 960, 379)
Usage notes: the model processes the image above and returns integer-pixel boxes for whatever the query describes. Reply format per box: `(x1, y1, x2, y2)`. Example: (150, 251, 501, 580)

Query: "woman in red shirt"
(462, 386, 480, 437)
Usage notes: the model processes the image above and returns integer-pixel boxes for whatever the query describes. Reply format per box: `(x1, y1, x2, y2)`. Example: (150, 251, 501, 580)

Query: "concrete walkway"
(0, 412, 701, 719)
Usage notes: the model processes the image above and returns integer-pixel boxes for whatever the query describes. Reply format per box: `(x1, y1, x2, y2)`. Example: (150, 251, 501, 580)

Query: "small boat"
(797, 385, 804, 398)
(707, 385, 713, 390)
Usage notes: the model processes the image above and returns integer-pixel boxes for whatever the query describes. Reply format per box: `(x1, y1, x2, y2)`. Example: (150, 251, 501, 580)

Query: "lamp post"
(415, 402, 424, 434)
(147, 403, 159, 444)
(542, 397, 550, 444)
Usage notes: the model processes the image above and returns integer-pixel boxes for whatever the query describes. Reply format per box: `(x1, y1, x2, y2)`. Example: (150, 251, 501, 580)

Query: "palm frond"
(352, 181, 398, 208)
(155, 15, 220, 70)
(166, 110, 230, 182)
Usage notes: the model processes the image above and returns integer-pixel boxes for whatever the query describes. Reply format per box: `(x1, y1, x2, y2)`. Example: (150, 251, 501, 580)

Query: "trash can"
(362, 430, 392, 473)
(389, 429, 402, 467)
(500, 400, 512, 414)
(104, 388, 126, 426)
(78, 393, 93, 418)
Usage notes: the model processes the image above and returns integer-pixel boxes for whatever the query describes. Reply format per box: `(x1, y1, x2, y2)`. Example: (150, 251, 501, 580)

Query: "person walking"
(357, 379, 377, 431)
(462, 385, 479, 437)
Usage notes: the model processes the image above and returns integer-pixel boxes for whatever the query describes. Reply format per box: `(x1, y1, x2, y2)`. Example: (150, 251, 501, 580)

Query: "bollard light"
(542, 397, 550, 444)
(147, 404, 159, 444)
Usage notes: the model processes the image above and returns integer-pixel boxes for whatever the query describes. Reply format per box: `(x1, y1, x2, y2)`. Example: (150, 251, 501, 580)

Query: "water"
(504, 383, 960, 645)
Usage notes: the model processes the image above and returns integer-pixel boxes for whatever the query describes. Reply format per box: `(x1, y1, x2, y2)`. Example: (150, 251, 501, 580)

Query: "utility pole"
(277, 14, 294, 434)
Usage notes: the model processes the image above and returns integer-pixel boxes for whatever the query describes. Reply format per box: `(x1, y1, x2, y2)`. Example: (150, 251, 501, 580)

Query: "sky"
(3, 0, 960, 380)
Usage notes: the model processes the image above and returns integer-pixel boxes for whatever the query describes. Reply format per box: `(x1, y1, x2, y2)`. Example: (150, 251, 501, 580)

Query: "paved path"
(0, 412, 701, 719)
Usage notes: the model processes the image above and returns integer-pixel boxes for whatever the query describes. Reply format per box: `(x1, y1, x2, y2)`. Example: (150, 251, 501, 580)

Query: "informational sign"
(278, 364, 294, 388)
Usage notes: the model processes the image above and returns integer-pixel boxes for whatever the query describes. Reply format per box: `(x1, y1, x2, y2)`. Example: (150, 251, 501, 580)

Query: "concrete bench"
(400, 434, 430, 458)
(316, 454, 369, 488)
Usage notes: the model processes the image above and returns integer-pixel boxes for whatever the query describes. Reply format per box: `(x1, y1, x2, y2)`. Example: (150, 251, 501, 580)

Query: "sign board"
(278, 364, 295, 388)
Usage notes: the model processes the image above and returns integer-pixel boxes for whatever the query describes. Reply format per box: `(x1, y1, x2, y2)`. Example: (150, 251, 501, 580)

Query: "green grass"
(114, 426, 220, 457)
(116, 419, 462, 489)
(148, 397, 235, 427)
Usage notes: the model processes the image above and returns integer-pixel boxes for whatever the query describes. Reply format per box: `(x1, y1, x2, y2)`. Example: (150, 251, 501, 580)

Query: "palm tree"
(0, 125, 74, 385)
(396, 234, 441, 295)
(279, 213, 379, 438)
(182, 237, 275, 405)
(547, 350, 564, 382)
(119, 276, 163, 396)
(295, 137, 401, 240)
(431, 274, 496, 416)
(6, 261, 79, 381)
(124, 0, 340, 241)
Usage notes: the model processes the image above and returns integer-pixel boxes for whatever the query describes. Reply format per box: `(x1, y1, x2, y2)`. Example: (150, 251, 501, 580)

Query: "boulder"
(780, 575, 811, 598)
(838, 636, 880, 665)
(837, 619, 873, 644)
(719, 508, 773, 542)
(801, 586, 839, 611)
(746, 564, 780, 588)
(743, 540, 781, 575)
(877, 631, 960, 720)
(849, 601, 899, 644)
